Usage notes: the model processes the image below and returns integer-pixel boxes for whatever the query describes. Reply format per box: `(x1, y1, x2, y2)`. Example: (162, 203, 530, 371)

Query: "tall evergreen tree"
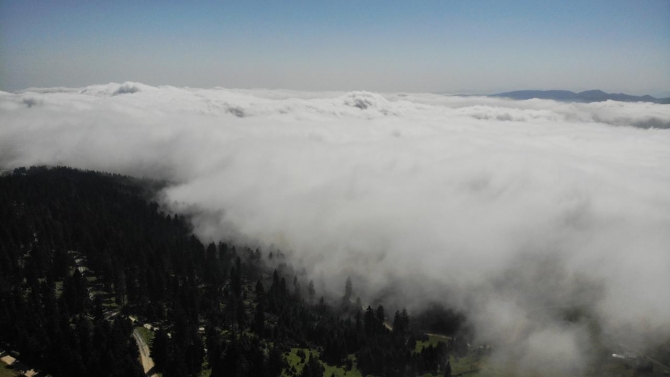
(307, 280, 315, 304)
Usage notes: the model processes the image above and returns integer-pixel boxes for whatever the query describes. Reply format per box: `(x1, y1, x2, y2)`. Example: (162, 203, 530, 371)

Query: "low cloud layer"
(2, 83, 670, 375)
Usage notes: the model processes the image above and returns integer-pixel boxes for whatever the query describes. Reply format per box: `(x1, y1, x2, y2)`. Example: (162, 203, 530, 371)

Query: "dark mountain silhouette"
(491, 90, 670, 104)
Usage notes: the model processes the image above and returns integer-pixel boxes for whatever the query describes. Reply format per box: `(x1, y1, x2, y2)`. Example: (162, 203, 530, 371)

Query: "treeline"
(0, 167, 162, 376)
(0, 166, 468, 377)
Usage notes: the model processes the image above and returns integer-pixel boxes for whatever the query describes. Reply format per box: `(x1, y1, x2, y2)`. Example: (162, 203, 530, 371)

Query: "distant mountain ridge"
(491, 89, 670, 104)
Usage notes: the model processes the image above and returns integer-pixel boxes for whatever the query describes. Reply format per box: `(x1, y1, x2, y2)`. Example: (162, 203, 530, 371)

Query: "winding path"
(132, 329, 157, 377)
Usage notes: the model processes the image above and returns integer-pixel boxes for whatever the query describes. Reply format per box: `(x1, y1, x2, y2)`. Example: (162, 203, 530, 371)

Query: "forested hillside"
(0, 167, 467, 377)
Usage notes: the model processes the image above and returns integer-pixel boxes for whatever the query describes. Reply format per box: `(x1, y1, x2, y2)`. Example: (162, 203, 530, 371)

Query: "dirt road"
(132, 329, 157, 377)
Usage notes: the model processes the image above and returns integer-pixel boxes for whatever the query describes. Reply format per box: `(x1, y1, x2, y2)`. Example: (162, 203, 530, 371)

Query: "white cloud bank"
(2, 82, 670, 375)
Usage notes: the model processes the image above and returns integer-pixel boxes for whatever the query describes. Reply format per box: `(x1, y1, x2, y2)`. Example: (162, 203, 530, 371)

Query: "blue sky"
(1, 0, 669, 95)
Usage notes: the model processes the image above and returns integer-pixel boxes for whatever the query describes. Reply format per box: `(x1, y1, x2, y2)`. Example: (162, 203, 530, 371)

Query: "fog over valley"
(1, 83, 669, 374)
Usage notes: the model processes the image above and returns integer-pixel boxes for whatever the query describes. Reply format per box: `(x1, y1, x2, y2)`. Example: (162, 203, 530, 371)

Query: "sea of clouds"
(2, 82, 669, 375)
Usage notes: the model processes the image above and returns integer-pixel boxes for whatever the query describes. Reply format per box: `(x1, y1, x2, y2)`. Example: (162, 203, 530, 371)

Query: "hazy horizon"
(2, 1, 669, 96)
(6, 81, 670, 99)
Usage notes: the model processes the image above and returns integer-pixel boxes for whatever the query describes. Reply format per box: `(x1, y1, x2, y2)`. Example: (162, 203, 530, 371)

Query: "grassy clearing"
(283, 348, 362, 377)
(322, 354, 362, 377)
(0, 364, 20, 377)
(283, 348, 315, 375)
(415, 335, 451, 354)
(417, 353, 483, 377)
(450, 353, 482, 375)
